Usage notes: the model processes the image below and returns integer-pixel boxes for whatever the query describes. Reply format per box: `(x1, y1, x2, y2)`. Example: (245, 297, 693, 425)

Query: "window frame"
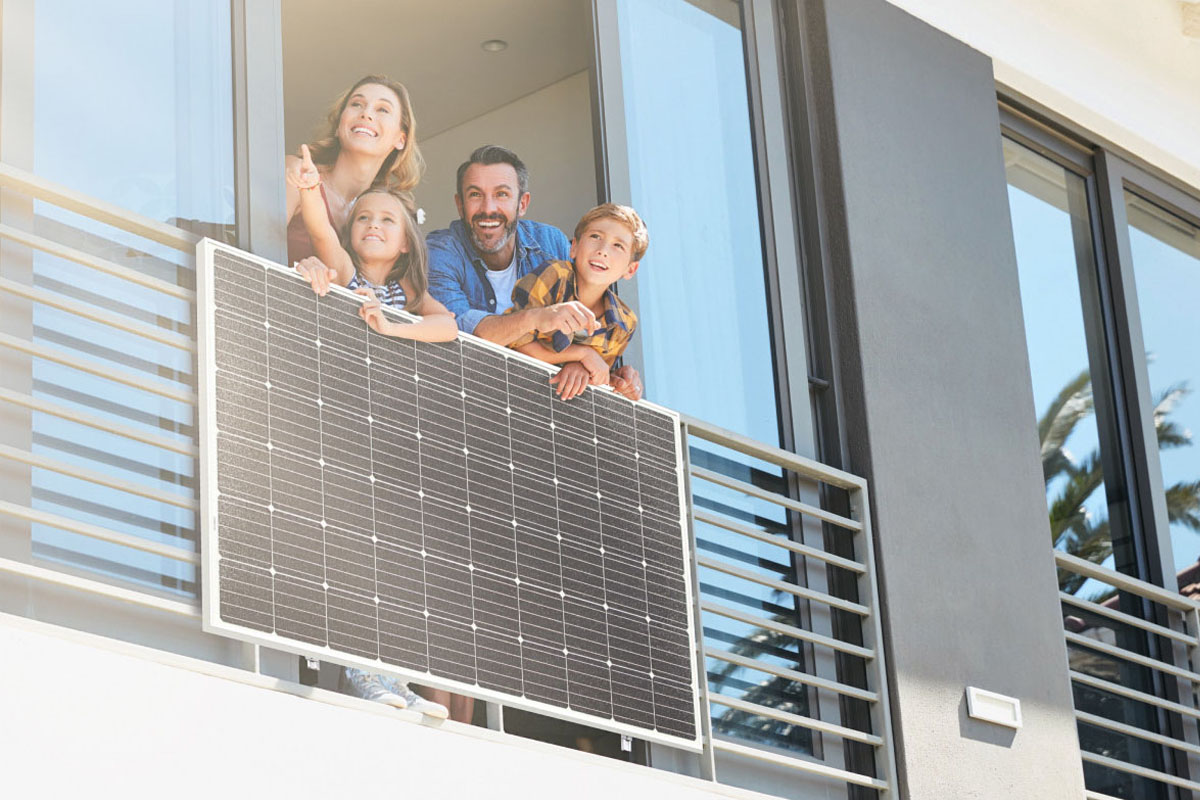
(1001, 97, 1200, 792)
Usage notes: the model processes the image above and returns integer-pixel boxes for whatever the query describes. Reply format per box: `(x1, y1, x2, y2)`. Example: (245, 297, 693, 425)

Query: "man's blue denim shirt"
(427, 219, 570, 335)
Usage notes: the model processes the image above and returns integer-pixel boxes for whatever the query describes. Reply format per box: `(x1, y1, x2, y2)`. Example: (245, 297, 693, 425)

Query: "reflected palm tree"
(707, 617, 814, 749)
(1043, 369, 1200, 594)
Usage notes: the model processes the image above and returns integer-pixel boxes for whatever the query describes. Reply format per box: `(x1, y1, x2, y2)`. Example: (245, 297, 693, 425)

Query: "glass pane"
(1003, 138, 1122, 584)
(609, 0, 815, 759)
(614, 0, 780, 446)
(19, 0, 235, 594)
(1124, 192, 1200, 592)
(34, 0, 236, 237)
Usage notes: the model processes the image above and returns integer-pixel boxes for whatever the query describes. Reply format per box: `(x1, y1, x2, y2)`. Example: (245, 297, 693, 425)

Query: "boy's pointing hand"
(538, 301, 597, 337)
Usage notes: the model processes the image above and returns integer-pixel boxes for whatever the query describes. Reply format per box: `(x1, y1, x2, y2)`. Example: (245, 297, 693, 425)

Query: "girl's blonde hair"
(341, 188, 428, 311)
(308, 75, 424, 192)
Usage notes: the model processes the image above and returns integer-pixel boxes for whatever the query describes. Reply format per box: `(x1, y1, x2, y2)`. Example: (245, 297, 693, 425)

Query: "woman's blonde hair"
(308, 75, 424, 192)
(340, 188, 428, 311)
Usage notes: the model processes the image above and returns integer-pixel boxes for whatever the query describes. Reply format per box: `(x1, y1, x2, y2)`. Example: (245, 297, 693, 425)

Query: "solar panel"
(196, 240, 700, 748)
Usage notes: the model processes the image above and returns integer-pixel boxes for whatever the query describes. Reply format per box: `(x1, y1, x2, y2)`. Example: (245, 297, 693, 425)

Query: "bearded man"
(427, 145, 597, 346)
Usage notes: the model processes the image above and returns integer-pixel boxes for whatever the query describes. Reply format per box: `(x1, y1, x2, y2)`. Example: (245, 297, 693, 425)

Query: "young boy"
(506, 203, 648, 401)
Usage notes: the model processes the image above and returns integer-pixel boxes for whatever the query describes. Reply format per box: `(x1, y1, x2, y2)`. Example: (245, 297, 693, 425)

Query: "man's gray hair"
(455, 145, 529, 198)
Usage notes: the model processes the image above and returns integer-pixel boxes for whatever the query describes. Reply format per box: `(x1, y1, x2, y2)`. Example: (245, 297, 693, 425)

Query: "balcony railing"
(1056, 550, 1200, 798)
(0, 161, 895, 798)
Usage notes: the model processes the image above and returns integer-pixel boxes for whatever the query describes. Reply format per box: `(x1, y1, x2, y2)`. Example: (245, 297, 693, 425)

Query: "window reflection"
(1003, 138, 1127, 581)
(23, 0, 235, 594)
(614, 0, 780, 444)
(1124, 193, 1200, 594)
(1005, 140, 1174, 798)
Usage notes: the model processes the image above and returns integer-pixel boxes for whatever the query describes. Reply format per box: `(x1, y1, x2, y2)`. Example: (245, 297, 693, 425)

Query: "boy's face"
(570, 218, 641, 291)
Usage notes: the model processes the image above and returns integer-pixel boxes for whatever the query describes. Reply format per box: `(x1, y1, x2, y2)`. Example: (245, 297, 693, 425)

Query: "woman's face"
(337, 83, 407, 158)
(350, 192, 408, 262)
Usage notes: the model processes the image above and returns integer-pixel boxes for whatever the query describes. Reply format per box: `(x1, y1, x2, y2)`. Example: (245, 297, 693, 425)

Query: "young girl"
(287, 146, 456, 720)
(288, 143, 456, 341)
(285, 74, 423, 266)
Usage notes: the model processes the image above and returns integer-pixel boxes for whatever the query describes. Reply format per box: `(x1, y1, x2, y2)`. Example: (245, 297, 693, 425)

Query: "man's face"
(455, 163, 529, 256)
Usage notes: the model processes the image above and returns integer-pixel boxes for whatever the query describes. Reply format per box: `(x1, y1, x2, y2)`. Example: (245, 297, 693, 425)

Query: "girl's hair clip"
(416, 207, 426, 225)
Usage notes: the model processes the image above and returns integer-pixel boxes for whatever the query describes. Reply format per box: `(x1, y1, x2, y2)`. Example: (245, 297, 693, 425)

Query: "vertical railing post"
(680, 420, 717, 781)
(851, 483, 897, 794)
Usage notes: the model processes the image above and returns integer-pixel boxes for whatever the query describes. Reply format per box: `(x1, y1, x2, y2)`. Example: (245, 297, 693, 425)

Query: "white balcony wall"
(887, 0, 1200, 190)
(0, 614, 825, 800)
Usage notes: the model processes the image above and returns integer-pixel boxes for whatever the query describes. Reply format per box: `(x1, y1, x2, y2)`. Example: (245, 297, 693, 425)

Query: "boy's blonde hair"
(573, 203, 649, 262)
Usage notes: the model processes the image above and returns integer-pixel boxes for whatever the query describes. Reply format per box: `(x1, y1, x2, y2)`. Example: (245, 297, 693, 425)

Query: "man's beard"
(469, 212, 518, 255)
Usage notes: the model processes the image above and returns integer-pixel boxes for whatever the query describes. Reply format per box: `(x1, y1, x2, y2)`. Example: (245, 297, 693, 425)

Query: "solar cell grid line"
(198, 239, 701, 750)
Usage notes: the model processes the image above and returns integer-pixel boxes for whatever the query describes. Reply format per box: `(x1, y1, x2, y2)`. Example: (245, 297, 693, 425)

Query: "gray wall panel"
(799, 0, 1084, 796)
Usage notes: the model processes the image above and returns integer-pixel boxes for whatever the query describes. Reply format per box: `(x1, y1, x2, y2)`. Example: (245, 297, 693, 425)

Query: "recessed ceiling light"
(481, 39, 508, 53)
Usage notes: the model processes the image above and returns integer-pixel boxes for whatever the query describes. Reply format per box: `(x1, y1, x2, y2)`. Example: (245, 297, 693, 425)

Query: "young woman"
(286, 74, 423, 266)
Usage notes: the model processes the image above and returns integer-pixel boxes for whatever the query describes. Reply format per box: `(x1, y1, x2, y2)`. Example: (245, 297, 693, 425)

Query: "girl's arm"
(286, 145, 355, 285)
(356, 288, 458, 343)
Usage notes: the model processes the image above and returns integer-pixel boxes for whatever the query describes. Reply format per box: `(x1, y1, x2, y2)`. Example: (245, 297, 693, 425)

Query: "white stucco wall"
(0, 615, 824, 800)
(886, 0, 1200, 190)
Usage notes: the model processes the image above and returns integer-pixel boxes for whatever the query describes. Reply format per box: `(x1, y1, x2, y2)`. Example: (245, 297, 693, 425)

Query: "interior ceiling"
(282, 0, 591, 154)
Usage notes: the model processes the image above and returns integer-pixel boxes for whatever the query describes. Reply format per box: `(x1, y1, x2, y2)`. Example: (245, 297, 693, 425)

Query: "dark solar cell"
(205, 247, 697, 744)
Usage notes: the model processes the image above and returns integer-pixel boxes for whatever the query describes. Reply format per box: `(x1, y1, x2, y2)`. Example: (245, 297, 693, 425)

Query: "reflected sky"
(33, 0, 234, 226)
(24, 0, 229, 594)
(1005, 142, 1110, 568)
(1125, 197, 1200, 577)
(617, 0, 779, 447)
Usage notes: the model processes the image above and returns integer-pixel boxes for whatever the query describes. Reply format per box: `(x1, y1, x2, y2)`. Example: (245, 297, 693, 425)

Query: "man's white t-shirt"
(484, 252, 519, 314)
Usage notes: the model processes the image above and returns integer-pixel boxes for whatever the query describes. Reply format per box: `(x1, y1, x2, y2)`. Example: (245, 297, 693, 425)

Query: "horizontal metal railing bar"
(1060, 591, 1192, 645)
(0, 222, 194, 301)
(0, 556, 199, 617)
(682, 414, 865, 491)
(0, 387, 197, 457)
(702, 599, 874, 660)
(0, 276, 195, 352)
(696, 554, 869, 616)
(0, 332, 196, 404)
(708, 692, 883, 746)
(1069, 670, 1200, 721)
(1064, 630, 1200, 684)
(0, 162, 198, 252)
(1075, 709, 1200, 756)
(711, 737, 888, 791)
(693, 508, 866, 574)
(1081, 750, 1200, 793)
(690, 465, 862, 533)
(0, 443, 197, 511)
(705, 647, 878, 703)
(1055, 550, 1198, 613)
(0, 499, 198, 565)
(1084, 792, 1124, 800)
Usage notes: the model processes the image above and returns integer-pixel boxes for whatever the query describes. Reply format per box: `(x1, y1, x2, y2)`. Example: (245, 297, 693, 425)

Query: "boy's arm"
(289, 145, 354, 285)
(501, 262, 598, 348)
(477, 303, 596, 347)
(515, 342, 609, 385)
(609, 365, 643, 402)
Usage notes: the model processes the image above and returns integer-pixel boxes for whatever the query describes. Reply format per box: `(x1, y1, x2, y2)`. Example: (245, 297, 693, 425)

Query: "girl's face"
(337, 83, 407, 158)
(350, 193, 409, 262)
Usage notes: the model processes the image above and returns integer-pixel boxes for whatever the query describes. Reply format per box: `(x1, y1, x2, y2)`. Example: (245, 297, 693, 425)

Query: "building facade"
(2, 1, 1199, 798)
